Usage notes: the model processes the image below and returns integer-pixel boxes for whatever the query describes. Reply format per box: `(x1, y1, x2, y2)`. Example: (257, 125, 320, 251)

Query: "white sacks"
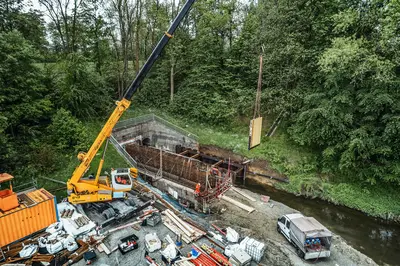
(62, 235, 79, 252)
(240, 237, 266, 262)
(46, 222, 63, 234)
(19, 244, 38, 258)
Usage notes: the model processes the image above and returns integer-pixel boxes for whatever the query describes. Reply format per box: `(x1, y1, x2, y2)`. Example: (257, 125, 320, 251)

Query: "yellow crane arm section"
(66, 98, 130, 193)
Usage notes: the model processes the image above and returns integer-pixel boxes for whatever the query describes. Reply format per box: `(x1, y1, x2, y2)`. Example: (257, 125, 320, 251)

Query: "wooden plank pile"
(162, 209, 205, 244)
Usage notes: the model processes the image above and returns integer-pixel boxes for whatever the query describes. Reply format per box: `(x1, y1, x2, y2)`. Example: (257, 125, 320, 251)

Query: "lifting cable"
(253, 46, 264, 120)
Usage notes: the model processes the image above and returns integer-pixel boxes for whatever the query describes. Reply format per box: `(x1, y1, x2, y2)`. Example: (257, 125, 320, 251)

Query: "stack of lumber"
(162, 209, 205, 243)
(219, 195, 255, 213)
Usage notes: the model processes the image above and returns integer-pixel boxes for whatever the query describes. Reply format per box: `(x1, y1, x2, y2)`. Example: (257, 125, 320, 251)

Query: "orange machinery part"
(0, 173, 19, 212)
(190, 253, 218, 266)
(0, 188, 58, 247)
(0, 189, 19, 212)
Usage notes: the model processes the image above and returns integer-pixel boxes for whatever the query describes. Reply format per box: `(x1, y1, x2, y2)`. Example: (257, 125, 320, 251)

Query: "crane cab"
(111, 168, 133, 192)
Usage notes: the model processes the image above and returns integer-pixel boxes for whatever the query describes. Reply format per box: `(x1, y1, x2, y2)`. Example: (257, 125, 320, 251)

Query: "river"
(244, 179, 400, 266)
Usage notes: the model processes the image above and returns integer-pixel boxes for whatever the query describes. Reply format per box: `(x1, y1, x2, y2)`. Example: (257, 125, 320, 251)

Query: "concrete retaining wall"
(113, 119, 198, 152)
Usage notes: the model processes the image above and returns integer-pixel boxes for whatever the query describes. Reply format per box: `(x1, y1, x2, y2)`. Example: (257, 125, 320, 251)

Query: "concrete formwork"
(126, 144, 218, 191)
(113, 114, 198, 152)
(112, 115, 245, 210)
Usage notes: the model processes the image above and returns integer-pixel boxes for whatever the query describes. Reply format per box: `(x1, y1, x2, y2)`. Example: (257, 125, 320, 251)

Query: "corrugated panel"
(0, 189, 57, 247)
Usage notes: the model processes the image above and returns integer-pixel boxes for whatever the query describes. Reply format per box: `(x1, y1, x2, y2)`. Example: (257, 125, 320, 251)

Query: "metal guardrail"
(114, 114, 199, 141)
(109, 135, 138, 167)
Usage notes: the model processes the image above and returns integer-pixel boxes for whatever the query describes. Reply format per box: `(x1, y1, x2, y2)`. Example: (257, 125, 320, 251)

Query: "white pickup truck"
(277, 213, 332, 260)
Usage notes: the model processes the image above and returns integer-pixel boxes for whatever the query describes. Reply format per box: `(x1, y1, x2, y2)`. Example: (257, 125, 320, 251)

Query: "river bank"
(198, 143, 400, 223)
(210, 187, 379, 266)
(200, 144, 400, 265)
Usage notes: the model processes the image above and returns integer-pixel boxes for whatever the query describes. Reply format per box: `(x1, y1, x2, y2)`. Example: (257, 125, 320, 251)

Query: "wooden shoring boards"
(219, 195, 255, 214)
(230, 187, 256, 202)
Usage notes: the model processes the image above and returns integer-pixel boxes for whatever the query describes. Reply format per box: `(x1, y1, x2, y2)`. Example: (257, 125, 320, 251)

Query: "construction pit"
(0, 115, 378, 266)
(111, 114, 249, 213)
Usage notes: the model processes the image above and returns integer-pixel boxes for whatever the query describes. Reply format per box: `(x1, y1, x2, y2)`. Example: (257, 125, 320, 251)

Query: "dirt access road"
(209, 188, 378, 266)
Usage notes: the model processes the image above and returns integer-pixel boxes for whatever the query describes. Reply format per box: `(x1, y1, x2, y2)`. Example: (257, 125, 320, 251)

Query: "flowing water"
(244, 180, 400, 266)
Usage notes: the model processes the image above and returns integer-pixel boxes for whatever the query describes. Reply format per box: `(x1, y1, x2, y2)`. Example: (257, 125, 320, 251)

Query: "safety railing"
(109, 135, 138, 167)
(113, 114, 199, 141)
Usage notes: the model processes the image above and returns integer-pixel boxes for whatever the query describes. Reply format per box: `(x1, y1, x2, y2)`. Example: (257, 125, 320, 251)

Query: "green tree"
(48, 53, 113, 118)
(47, 108, 90, 152)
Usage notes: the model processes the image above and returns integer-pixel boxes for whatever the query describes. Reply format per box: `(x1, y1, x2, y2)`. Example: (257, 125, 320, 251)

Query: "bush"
(169, 88, 235, 125)
(47, 108, 90, 152)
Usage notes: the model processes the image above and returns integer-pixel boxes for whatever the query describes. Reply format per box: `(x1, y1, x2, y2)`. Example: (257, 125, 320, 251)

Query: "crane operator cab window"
(111, 168, 132, 191)
(116, 174, 130, 185)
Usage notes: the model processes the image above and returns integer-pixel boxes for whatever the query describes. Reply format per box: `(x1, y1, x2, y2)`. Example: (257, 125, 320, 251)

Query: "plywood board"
(248, 117, 263, 150)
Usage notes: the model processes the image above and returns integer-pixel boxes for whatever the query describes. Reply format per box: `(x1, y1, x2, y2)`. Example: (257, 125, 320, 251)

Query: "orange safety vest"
(195, 183, 201, 194)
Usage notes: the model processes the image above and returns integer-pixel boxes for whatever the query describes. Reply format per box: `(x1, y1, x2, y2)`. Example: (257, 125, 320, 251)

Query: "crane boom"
(67, 0, 196, 204)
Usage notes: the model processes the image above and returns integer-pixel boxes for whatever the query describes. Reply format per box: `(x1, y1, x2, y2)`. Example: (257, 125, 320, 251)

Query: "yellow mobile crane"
(67, 0, 196, 204)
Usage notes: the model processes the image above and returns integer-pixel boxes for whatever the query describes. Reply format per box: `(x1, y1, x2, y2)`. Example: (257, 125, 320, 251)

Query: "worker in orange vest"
(195, 183, 201, 195)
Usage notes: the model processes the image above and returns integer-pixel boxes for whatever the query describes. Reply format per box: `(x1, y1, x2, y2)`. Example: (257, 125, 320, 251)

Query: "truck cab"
(277, 213, 332, 260)
(277, 213, 303, 241)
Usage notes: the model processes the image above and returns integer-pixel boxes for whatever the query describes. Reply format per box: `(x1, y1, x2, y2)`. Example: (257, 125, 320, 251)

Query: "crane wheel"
(126, 198, 136, 207)
(102, 208, 116, 219)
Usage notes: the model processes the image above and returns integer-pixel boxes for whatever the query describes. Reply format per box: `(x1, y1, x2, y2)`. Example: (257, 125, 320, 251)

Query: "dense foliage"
(0, 0, 399, 209)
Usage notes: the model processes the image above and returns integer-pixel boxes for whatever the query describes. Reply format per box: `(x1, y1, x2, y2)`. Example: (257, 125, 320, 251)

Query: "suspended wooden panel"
(248, 117, 263, 150)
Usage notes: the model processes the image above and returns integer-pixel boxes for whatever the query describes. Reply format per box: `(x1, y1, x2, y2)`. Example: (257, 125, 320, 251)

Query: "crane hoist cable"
(253, 48, 264, 120)
(248, 46, 264, 150)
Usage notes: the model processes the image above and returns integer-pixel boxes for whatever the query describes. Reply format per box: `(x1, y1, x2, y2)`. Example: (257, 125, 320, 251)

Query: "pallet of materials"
(162, 209, 205, 243)
(229, 249, 251, 266)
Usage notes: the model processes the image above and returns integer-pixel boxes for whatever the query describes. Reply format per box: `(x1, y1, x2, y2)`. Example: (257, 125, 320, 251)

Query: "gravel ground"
(208, 187, 378, 266)
(74, 186, 378, 266)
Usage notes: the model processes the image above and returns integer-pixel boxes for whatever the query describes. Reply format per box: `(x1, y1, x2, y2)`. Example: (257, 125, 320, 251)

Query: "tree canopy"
(1, 0, 399, 189)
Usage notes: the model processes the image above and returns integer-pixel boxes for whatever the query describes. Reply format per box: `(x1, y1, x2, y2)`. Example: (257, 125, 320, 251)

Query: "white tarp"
(57, 202, 96, 236)
(226, 227, 239, 243)
(160, 243, 177, 260)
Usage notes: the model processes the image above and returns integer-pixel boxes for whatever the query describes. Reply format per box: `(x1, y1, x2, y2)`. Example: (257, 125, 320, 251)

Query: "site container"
(0, 188, 58, 247)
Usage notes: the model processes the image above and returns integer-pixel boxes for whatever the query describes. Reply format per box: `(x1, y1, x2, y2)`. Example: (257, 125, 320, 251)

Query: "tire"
(126, 198, 136, 207)
(102, 208, 116, 219)
(296, 248, 305, 259)
(277, 225, 281, 233)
